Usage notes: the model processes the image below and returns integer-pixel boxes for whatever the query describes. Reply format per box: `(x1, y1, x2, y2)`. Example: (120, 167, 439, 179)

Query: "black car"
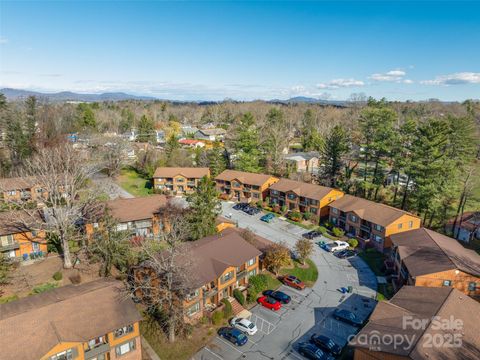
(263, 290, 291, 304)
(333, 309, 363, 327)
(244, 206, 261, 215)
(233, 203, 248, 211)
(310, 334, 342, 356)
(302, 230, 321, 239)
(334, 250, 357, 259)
(298, 342, 334, 360)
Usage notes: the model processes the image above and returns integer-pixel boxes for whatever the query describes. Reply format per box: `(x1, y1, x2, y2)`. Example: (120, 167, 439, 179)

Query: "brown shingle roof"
(0, 209, 43, 236)
(197, 128, 227, 136)
(0, 176, 38, 191)
(0, 278, 143, 360)
(350, 286, 480, 360)
(447, 211, 480, 232)
(183, 227, 262, 287)
(269, 179, 339, 201)
(215, 170, 277, 187)
(329, 194, 419, 227)
(106, 195, 169, 222)
(153, 167, 210, 179)
(390, 228, 480, 277)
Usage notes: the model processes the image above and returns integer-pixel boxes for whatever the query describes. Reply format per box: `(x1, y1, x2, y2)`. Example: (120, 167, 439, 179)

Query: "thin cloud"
(369, 69, 406, 82)
(420, 72, 480, 85)
(0, 37, 8, 44)
(316, 78, 364, 90)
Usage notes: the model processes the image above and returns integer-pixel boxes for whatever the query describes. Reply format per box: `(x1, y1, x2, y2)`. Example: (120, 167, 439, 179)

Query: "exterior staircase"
(228, 297, 245, 315)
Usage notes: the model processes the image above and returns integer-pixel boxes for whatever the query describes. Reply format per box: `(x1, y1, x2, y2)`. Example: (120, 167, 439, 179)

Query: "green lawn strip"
(117, 168, 152, 197)
(263, 272, 282, 289)
(358, 248, 386, 276)
(279, 258, 319, 287)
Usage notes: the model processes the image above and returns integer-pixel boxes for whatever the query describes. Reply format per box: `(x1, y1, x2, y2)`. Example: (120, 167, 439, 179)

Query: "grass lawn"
(358, 248, 386, 276)
(280, 258, 319, 287)
(263, 272, 282, 289)
(141, 319, 219, 360)
(117, 168, 152, 197)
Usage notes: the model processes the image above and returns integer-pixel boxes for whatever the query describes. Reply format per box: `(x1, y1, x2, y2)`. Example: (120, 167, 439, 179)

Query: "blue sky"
(1, 1, 479, 101)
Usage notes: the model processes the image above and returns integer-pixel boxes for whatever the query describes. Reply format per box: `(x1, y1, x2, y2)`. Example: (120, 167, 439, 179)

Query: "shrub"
(332, 227, 345, 237)
(69, 273, 82, 284)
(272, 204, 281, 213)
(52, 271, 63, 281)
(199, 316, 210, 325)
(288, 211, 302, 222)
(212, 310, 224, 325)
(281, 205, 287, 214)
(31, 282, 58, 295)
(318, 226, 328, 235)
(247, 289, 258, 303)
(221, 298, 233, 318)
(233, 288, 245, 306)
(348, 239, 359, 249)
(249, 274, 269, 293)
(0, 294, 19, 304)
(302, 212, 312, 220)
(256, 200, 263, 208)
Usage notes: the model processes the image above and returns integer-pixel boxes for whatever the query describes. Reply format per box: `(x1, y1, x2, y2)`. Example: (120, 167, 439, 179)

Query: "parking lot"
(193, 202, 377, 360)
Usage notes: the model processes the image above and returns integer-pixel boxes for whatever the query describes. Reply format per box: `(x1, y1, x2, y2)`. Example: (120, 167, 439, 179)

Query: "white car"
(229, 317, 258, 335)
(325, 241, 349, 253)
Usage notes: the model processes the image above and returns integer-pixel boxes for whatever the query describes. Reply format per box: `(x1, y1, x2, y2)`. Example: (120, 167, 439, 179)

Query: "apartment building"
(328, 195, 421, 252)
(134, 227, 262, 323)
(152, 167, 210, 194)
(350, 286, 480, 360)
(0, 176, 47, 203)
(269, 179, 343, 218)
(215, 170, 279, 203)
(0, 279, 143, 360)
(86, 195, 171, 240)
(390, 228, 480, 298)
(0, 210, 47, 260)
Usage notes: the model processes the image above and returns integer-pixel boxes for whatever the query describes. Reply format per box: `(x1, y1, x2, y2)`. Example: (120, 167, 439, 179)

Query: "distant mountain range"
(0, 88, 157, 102)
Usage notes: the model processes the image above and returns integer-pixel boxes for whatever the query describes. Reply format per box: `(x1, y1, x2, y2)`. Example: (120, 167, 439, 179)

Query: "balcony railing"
(203, 287, 218, 298)
(360, 224, 371, 232)
(84, 343, 110, 359)
(236, 270, 247, 279)
(0, 242, 20, 252)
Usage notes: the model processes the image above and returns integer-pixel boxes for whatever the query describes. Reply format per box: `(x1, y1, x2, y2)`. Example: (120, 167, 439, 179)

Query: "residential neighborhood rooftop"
(269, 178, 336, 201)
(284, 151, 320, 161)
(0, 175, 38, 191)
(0, 209, 42, 236)
(215, 169, 277, 186)
(106, 194, 169, 222)
(350, 286, 480, 359)
(0, 278, 142, 360)
(329, 194, 419, 227)
(390, 227, 480, 277)
(152, 167, 210, 179)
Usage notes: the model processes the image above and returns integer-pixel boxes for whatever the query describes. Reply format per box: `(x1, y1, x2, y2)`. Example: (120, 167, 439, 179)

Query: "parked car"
(303, 230, 321, 239)
(258, 295, 282, 311)
(333, 309, 363, 327)
(334, 249, 357, 259)
(244, 206, 261, 215)
(260, 213, 275, 223)
(229, 317, 258, 335)
(282, 275, 306, 290)
(310, 334, 342, 356)
(298, 342, 334, 360)
(218, 327, 248, 346)
(324, 241, 349, 253)
(233, 203, 248, 211)
(263, 290, 291, 304)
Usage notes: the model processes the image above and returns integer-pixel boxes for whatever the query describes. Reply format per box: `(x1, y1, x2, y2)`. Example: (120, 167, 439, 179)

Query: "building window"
(271, 190, 278, 196)
(252, 192, 259, 199)
(176, 177, 185, 182)
(115, 340, 136, 356)
(252, 185, 260, 190)
(468, 282, 477, 291)
(233, 182, 241, 188)
(87, 336, 107, 350)
(221, 271, 234, 284)
(310, 207, 318, 214)
(50, 349, 74, 360)
(156, 177, 164, 182)
(331, 217, 337, 225)
(443, 280, 452, 287)
(247, 258, 256, 266)
(398, 223, 403, 230)
(186, 302, 200, 317)
(36, 188, 44, 193)
(114, 324, 134, 338)
(287, 193, 296, 200)
(374, 224, 383, 232)
(116, 223, 128, 231)
(7, 190, 16, 196)
(186, 289, 200, 301)
(349, 215, 357, 222)
(408, 221, 413, 229)
(373, 235, 383, 243)
(248, 269, 257, 277)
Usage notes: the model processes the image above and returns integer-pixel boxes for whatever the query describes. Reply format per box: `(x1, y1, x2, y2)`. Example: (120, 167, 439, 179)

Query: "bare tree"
(130, 206, 197, 343)
(91, 136, 131, 177)
(4, 144, 101, 268)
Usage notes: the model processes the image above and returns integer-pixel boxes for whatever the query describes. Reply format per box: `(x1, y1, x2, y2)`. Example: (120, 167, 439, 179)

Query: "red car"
(282, 275, 306, 290)
(258, 296, 282, 311)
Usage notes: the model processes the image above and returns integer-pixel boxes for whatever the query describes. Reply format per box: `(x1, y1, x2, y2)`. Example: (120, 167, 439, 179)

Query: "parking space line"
(203, 347, 223, 360)
(249, 314, 276, 335)
(216, 336, 244, 354)
(288, 350, 304, 360)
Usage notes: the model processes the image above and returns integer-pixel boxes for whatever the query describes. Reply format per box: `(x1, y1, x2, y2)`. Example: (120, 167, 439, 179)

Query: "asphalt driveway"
(193, 202, 378, 360)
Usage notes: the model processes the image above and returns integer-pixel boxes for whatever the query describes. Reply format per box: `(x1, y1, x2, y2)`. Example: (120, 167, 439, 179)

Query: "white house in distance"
(446, 211, 480, 243)
(284, 151, 320, 173)
(194, 128, 226, 142)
